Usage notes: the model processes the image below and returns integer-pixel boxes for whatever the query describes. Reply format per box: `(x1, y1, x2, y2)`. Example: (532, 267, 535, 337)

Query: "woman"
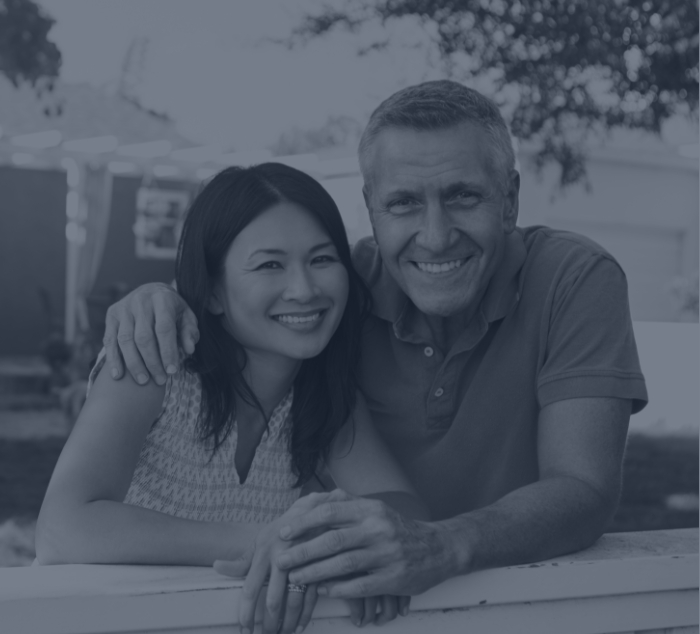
(36, 164, 427, 634)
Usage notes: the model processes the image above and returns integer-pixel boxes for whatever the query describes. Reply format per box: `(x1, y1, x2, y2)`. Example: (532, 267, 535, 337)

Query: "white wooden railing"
(1, 528, 697, 634)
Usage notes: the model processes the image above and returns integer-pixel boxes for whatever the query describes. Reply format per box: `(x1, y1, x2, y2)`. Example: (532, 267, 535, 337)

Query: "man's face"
(363, 123, 519, 318)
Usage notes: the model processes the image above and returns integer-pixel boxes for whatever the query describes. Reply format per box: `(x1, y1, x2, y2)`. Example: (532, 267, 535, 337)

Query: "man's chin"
(409, 296, 474, 319)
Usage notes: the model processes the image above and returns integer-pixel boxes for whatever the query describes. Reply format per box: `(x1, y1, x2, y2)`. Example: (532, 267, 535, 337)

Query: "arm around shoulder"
(35, 364, 255, 566)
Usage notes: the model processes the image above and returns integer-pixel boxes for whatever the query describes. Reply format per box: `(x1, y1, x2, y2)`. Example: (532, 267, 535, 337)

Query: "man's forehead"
(368, 125, 492, 192)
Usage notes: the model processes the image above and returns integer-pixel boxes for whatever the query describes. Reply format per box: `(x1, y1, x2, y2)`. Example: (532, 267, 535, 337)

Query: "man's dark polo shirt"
(352, 225, 648, 521)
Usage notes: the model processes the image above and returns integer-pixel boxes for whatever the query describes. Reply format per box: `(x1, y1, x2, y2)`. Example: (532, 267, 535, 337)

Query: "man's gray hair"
(359, 80, 515, 192)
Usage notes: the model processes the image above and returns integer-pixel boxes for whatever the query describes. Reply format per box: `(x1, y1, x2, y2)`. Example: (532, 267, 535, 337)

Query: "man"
(104, 80, 647, 601)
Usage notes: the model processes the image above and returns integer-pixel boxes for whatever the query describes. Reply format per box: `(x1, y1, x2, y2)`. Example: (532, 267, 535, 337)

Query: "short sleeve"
(86, 348, 108, 396)
(537, 255, 648, 413)
(86, 347, 174, 419)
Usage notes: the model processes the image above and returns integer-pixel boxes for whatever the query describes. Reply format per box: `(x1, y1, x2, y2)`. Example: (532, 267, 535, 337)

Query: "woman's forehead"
(230, 203, 333, 257)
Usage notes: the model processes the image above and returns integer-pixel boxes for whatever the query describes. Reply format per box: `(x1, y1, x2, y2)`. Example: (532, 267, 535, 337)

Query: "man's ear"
(362, 185, 378, 241)
(502, 170, 520, 234)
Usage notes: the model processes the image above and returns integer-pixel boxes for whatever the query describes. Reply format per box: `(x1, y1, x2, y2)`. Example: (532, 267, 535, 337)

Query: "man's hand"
(215, 491, 345, 634)
(275, 490, 455, 599)
(103, 282, 199, 386)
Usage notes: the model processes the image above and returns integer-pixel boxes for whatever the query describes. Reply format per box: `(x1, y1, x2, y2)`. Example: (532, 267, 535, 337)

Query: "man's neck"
(424, 307, 478, 353)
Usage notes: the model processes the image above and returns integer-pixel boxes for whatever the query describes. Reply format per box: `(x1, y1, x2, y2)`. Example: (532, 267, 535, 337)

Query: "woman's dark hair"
(175, 163, 372, 487)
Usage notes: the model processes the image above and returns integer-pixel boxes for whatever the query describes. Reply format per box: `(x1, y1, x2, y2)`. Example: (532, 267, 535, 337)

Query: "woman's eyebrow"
(248, 248, 287, 259)
(247, 241, 334, 259)
(309, 241, 335, 253)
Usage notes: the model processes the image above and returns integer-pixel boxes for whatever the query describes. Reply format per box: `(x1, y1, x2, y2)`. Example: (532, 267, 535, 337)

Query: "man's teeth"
(275, 312, 321, 324)
(416, 259, 464, 274)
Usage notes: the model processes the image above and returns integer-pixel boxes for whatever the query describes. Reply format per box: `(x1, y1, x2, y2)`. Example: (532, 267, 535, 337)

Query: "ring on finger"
(287, 583, 308, 593)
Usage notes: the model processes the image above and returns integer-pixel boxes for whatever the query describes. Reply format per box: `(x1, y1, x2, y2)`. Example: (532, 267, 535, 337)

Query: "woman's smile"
(271, 308, 328, 330)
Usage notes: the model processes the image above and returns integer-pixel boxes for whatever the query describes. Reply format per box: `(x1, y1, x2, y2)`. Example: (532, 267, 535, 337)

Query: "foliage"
(291, 0, 698, 187)
(0, 0, 61, 104)
(270, 115, 363, 156)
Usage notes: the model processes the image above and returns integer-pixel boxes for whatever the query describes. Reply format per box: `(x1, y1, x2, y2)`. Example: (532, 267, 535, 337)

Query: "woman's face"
(210, 201, 349, 364)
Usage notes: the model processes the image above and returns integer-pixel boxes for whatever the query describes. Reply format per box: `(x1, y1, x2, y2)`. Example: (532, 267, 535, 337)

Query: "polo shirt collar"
(371, 228, 527, 336)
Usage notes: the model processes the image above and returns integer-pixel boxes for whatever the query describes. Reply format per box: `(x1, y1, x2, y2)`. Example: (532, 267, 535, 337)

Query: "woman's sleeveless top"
(88, 352, 300, 524)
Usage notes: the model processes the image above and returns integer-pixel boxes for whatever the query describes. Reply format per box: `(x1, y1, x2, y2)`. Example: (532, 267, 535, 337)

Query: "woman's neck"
(237, 350, 300, 422)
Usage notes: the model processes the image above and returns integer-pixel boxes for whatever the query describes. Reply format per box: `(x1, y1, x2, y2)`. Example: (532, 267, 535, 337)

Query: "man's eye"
(451, 191, 478, 203)
(387, 198, 415, 211)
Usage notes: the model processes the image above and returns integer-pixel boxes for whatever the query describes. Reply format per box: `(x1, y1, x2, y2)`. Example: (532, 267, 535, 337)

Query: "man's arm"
(103, 283, 199, 386)
(274, 396, 631, 598)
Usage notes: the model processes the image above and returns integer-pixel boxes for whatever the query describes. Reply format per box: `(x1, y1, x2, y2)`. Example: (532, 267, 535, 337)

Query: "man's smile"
(410, 257, 470, 275)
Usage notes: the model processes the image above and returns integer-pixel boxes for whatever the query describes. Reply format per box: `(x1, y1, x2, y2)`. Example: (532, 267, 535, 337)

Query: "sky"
(36, 0, 440, 150)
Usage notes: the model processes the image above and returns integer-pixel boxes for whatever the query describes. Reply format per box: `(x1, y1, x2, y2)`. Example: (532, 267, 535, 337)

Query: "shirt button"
(434, 387, 444, 398)
(424, 347, 434, 357)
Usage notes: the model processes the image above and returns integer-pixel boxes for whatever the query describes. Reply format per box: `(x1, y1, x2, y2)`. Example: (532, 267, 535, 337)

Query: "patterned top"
(88, 351, 300, 524)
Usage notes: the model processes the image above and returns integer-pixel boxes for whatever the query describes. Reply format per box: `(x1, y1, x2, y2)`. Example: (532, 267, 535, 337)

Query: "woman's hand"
(215, 492, 344, 634)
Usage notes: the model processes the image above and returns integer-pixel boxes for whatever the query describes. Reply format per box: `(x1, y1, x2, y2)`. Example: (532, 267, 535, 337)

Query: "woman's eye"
(312, 255, 337, 265)
(256, 261, 282, 270)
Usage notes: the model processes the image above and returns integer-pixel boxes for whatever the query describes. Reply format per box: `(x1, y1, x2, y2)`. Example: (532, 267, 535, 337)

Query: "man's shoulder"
(520, 225, 623, 275)
(351, 236, 383, 287)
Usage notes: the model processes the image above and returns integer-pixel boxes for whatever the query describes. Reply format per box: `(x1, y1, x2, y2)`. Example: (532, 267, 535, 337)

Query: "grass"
(0, 431, 697, 566)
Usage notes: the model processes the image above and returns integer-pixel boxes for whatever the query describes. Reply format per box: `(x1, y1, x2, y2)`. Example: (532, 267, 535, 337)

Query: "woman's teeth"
(416, 259, 464, 274)
(275, 312, 322, 324)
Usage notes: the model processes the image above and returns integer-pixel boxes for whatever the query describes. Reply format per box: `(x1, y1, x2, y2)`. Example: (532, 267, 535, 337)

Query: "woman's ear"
(207, 291, 225, 315)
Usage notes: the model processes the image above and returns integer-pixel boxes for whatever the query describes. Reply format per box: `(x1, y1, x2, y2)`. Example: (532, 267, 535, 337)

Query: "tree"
(0, 0, 61, 88)
(270, 115, 363, 156)
(291, 0, 698, 187)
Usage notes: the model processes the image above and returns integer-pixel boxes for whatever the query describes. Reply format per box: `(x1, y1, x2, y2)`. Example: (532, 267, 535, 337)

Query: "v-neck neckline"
(232, 388, 293, 485)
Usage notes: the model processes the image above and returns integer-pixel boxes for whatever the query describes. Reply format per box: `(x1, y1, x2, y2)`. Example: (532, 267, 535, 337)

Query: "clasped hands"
(216, 488, 446, 633)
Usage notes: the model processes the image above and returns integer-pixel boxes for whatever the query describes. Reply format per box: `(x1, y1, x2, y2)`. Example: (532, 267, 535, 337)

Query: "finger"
(278, 583, 305, 634)
(103, 311, 124, 380)
(297, 584, 318, 633)
(318, 573, 389, 600)
(375, 595, 398, 626)
(361, 596, 378, 627)
(263, 565, 287, 634)
(398, 595, 411, 617)
(279, 492, 357, 541)
(347, 598, 364, 628)
(288, 548, 377, 587)
(132, 299, 167, 385)
(152, 292, 182, 376)
(238, 550, 267, 634)
(277, 527, 364, 571)
(213, 557, 251, 579)
(179, 306, 199, 355)
(115, 314, 150, 385)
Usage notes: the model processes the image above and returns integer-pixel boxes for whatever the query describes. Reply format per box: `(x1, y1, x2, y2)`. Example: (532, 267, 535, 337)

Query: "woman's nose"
(281, 266, 318, 303)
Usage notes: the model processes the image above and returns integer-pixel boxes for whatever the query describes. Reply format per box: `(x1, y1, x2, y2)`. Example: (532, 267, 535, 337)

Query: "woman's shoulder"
(87, 349, 201, 424)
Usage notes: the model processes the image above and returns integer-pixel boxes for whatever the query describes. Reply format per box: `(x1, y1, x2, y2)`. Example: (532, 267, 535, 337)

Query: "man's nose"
(281, 265, 319, 303)
(415, 203, 457, 253)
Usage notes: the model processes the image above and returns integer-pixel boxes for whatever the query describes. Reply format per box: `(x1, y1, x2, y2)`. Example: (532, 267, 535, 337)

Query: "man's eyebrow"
(380, 188, 419, 201)
(443, 180, 484, 195)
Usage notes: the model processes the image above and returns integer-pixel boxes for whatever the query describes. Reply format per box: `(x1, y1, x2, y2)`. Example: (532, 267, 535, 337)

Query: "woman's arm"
(36, 364, 258, 566)
(326, 392, 429, 521)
